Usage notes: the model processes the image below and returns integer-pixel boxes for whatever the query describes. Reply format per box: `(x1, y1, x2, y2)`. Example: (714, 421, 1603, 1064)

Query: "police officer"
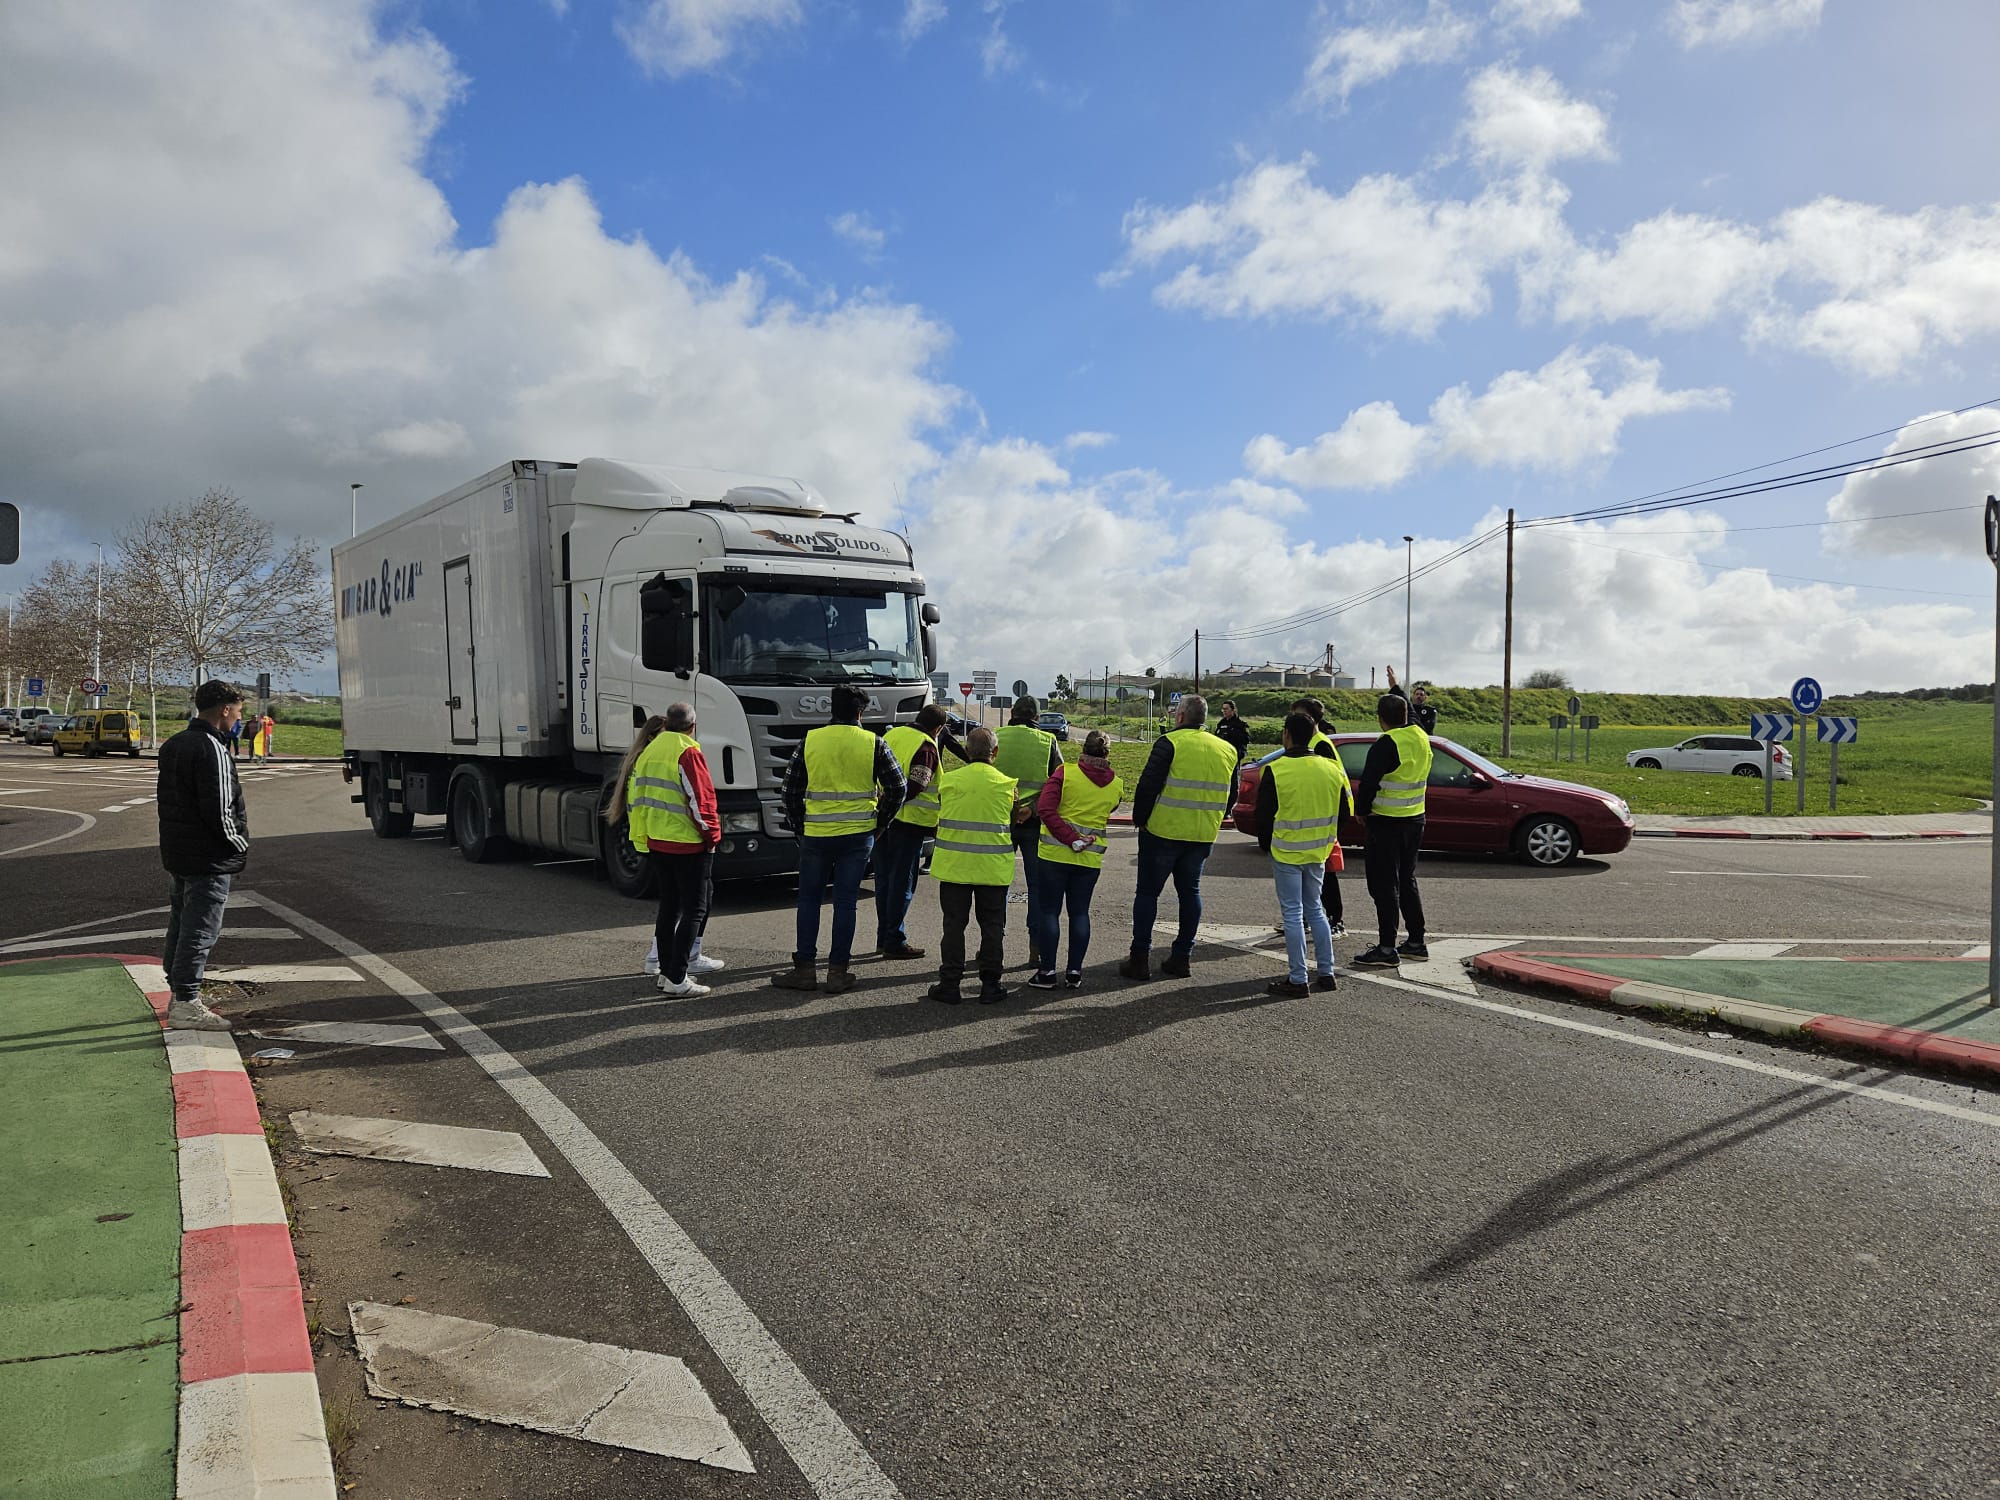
(927, 728, 1017, 1004)
(1350, 692, 1432, 969)
(994, 694, 1062, 967)
(1120, 694, 1238, 981)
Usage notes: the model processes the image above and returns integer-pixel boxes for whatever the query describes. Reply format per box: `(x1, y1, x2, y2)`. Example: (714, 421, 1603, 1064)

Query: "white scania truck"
(332, 458, 941, 896)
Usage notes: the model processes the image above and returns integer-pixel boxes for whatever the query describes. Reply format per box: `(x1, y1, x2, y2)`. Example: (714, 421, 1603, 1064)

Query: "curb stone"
(1631, 827, 1988, 842)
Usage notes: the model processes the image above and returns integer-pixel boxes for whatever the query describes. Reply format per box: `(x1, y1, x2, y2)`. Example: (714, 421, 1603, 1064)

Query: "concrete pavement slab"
(290, 1110, 551, 1176)
(251, 1021, 445, 1051)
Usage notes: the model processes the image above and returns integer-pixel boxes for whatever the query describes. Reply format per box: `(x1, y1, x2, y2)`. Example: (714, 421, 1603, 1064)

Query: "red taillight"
(1773, 747, 1787, 762)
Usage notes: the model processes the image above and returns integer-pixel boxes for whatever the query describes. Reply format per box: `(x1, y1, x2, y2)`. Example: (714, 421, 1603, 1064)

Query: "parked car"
(1231, 734, 1633, 867)
(1037, 711, 1070, 742)
(24, 714, 71, 747)
(53, 708, 142, 758)
(9, 707, 50, 738)
(1625, 735, 1791, 781)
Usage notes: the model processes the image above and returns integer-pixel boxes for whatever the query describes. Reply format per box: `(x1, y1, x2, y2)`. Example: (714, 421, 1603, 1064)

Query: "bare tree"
(13, 558, 101, 701)
(115, 489, 328, 688)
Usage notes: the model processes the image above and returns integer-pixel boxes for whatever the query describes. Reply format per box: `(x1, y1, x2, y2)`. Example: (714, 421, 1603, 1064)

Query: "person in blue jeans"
(156, 680, 250, 1029)
(1029, 730, 1125, 988)
(773, 685, 905, 994)
(1119, 695, 1239, 981)
(1254, 712, 1347, 996)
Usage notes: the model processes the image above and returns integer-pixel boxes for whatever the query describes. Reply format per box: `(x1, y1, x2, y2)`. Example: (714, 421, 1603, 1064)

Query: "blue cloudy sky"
(7, 0, 2000, 693)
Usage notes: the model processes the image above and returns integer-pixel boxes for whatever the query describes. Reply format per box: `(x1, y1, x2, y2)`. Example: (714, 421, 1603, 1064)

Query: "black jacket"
(1389, 683, 1437, 735)
(157, 720, 250, 876)
(1213, 714, 1251, 758)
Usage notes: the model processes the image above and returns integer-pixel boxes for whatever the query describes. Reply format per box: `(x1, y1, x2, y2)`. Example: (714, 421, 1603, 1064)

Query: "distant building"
(1213, 661, 1334, 688)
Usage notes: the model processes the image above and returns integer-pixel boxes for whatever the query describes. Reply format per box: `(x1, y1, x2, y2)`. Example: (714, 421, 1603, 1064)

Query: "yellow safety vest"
(993, 724, 1057, 800)
(1039, 766, 1125, 871)
(929, 762, 1018, 885)
(884, 724, 941, 829)
(1144, 728, 1238, 843)
(626, 731, 703, 848)
(1370, 725, 1433, 818)
(801, 723, 879, 837)
(1266, 753, 1342, 866)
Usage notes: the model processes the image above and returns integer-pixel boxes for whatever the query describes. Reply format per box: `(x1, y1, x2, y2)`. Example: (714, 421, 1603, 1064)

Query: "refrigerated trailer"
(333, 458, 941, 896)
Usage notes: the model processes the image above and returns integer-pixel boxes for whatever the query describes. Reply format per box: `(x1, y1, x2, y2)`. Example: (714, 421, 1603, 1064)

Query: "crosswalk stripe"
(1688, 941, 1798, 960)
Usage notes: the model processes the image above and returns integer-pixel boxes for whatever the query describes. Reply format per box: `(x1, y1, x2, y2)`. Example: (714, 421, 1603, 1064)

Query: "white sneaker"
(167, 999, 233, 1031)
(1329, 921, 1347, 938)
(642, 956, 661, 976)
(656, 975, 711, 998)
(686, 954, 726, 976)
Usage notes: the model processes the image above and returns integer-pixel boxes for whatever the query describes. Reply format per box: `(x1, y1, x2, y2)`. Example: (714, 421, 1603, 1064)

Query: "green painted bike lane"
(0, 957, 179, 1498)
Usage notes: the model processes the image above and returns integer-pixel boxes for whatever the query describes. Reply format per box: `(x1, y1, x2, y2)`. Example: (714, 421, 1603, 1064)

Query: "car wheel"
(364, 769, 414, 838)
(449, 771, 511, 863)
(1517, 815, 1579, 867)
(51, 742, 63, 757)
(1633, 757, 1660, 770)
(1731, 764, 1763, 777)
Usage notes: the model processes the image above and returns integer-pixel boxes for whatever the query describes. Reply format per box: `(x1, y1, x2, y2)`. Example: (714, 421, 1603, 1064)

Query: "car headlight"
(723, 811, 761, 833)
(1607, 797, 1630, 820)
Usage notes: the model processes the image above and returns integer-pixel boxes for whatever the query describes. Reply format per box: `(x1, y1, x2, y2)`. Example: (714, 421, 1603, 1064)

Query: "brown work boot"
(879, 943, 927, 960)
(1117, 952, 1151, 981)
(771, 965, 818, 992)
(822, 966, 857, 996)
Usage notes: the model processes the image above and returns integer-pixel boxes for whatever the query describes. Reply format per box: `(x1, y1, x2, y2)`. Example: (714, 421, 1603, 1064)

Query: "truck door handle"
(446, 696, 462, 709)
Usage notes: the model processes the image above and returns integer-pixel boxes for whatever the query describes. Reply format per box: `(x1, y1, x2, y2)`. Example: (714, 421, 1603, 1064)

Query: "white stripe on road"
(1351, 971, 2000, 1131)
(1961, 944, 1990, 959)
(290, 1111, 550, 1177)
(349, 1303, 754, 1471)
(0, 806, 97, 858)
(245, 891, 903, 1500)
(1441, 934, 1980, 945)
(1667, 871, 1869, 879)
(0, 927, 298, 955)
(207, 963, 364, 984)
(0, 896, 257, 948)
(1687, 942, 1798, 960)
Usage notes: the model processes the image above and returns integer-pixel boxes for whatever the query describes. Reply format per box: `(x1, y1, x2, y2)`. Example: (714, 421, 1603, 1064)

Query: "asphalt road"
(3, 741, 1996, 1498)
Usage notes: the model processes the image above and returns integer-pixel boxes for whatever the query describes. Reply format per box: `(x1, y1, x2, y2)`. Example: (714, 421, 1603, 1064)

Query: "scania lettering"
(333, 458, 943, 898)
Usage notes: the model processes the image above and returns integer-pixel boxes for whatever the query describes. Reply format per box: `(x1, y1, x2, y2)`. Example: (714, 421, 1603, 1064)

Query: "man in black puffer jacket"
(157, 680, 249, 1030)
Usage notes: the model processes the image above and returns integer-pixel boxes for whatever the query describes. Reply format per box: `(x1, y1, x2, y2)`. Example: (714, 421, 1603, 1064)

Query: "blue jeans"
(1130, 830, 1210, 959)
(1272, 860, 1335, 984)
(163, 872, 233, 1003)
(873, 820, 927, 948)
(1033, 860, 1101, 974)
(795, 831, 874, 968)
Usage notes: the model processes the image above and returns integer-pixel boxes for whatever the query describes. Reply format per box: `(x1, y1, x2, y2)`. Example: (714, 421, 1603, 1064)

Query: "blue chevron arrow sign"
(1817, 715, 1858, 744)
(1749, 713, 1793, 741)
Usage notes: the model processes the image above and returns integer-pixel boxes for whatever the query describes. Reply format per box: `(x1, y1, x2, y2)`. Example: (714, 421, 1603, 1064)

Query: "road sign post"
(1817, 717, 1857, 811)
(1790, 678, 1821, 816)
(26, 676, 43, 700)
(1579, 713, 1599, 762)
(1548, 713, 1567, 755)
(1986, 496, 1999, 1002)
(1750, 712, 1793, 816)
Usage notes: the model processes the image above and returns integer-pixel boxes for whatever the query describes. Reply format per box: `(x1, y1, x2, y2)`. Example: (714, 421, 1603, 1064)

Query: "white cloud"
(1304, 3, 1479, 105)
(900, 0, 946, 44)
(1822, 411, 2000, 559)
(1462, 65, 1613, 173)
(1116, 157, 1571, 336)
(1244, 346, 1725, 490)
(1494, 0, 1584, 33)
(1670, 0, 1823, 48)
(1541, 209, 1774, 329)
(980, 0, 1023, 75)
(1061, 430, 1117, 451)
(0, 2, 958, 558)
(830, 210, 889, 259)
(614, 0, 803, 77)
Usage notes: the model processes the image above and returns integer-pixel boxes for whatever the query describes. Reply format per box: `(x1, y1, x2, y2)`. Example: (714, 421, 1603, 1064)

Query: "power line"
(1598, 503, 1981, 538)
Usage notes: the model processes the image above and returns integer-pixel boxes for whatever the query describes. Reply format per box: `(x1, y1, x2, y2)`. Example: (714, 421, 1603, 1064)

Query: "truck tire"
(450, 769, 512, 863)
(597, 785, 658, 901)
(365, 768, 414, 839)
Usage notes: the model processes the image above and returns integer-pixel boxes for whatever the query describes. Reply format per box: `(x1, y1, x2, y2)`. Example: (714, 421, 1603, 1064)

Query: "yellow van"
(53, 708, 142, 758)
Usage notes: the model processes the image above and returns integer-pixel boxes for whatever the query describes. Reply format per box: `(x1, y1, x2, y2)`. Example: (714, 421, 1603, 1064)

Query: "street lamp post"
(92, 542, 103, 686)
(1402, 534, 1414, 686)
(350, 483, 364, 538)
(1986, 495, 2000, 1005)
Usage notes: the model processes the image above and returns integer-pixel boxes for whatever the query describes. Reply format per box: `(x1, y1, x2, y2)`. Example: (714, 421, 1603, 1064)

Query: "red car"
(1231, 734, 1634, 867)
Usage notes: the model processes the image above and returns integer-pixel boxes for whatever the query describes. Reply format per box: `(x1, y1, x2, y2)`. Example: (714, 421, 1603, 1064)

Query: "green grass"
(263, 723, 342, 758)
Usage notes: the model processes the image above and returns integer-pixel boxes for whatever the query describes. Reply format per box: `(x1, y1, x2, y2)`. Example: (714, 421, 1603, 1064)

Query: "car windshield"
(705, 577, 924, 685)
(1438, 740, 1522, 779)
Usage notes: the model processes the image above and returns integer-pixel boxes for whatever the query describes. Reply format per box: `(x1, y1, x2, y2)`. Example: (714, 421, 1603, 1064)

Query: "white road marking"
(1444, 934, 1979, 945)
(0, 806, 97, 858)
(1962, 944, 1990, 959)
(0, 897, 257, 948)
(1400, 938, 1520, 994)
(179, 1132, 290, 1232)
(246, 891, 902, 1500)
(207, 963, 364, 984)
(1667, 871, 1869, 879)
(532, 857, 595, 867)
(1350, 970, 2000, 1131)
(1688, 942, 1798, 960)
(290, 1111, 550, 1177)
(252, 1022, 444, 1052)
(349, 1303, 754, 1472)
(0, 927, 298, 955)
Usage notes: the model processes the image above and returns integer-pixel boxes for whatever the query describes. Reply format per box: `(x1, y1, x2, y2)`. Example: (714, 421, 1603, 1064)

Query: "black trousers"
(937, 881, 1007, 991)
(1362, 815, 1425, 949)
(649, 850, 714, 983)
(1322, 864, 1343, 925)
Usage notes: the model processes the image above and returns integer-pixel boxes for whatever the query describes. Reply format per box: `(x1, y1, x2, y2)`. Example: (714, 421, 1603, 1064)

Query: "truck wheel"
(597, 787, 658, 900)
(1516, 815, 1579, 867)
(450, 771, 511, 863)
(365, 769, 413, 839)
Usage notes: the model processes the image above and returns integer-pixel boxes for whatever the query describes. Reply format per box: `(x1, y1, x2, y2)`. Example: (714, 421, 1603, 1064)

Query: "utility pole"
(1193, 628, 1200, 693)
(1402, 535, 1414, 686)
(1502, 508, 1516, 756)
(93, 542, 104, 685)
(1986, 495, 1999, 1005)
(3, 591, 12, 711)
(351, 482, 364, 538)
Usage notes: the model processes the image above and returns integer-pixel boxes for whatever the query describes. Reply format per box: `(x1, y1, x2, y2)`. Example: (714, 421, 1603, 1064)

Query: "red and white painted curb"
(1472, 950, 2000, 1083)
(1632, 826, 1987, 841)
(113, 955, 338, 1500)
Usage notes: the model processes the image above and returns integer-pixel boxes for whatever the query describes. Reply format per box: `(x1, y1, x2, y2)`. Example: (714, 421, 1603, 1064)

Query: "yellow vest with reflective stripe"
(1145, 728, 1238, 843)
(1266, 753, 1342, 866)
(994, 724, 1056, 799)
(884, 725, 941, 829)
(1039, 766, 1125, 870)
(929, 761, 1017, 885)
(802, 723, 879, 837)
(627, 731, 703, 849)
(1370, 725, 1433, 818)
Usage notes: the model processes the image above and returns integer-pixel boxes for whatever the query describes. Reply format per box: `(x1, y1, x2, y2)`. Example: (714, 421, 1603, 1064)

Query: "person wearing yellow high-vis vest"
(874, 704, 956, 961)
(926, 728, 1017, 1004)
(1255, 712, 1348, 997)
(609, 704, 722, 997)
(1029, 730, 1124, 990)
(994, 695, 1064, 967)
(1350, 691, 1433, 969)
(1119, 694, 1242, 982)
(774, 685, 906, 995)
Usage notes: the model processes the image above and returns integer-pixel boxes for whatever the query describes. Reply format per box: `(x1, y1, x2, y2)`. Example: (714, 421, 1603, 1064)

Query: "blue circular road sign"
(1790, 676, 1823, 715)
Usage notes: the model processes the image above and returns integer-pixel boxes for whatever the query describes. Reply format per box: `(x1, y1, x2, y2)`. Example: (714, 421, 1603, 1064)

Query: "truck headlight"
(723, 811, 761, 833)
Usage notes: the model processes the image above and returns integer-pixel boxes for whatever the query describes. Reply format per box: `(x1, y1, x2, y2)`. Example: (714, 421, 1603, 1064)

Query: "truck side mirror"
(640, 575, 696, 676)
(920, 601, 941, 626)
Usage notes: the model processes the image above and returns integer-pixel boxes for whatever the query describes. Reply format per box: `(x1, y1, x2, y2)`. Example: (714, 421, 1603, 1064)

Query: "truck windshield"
(705, 578, 923, 685)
